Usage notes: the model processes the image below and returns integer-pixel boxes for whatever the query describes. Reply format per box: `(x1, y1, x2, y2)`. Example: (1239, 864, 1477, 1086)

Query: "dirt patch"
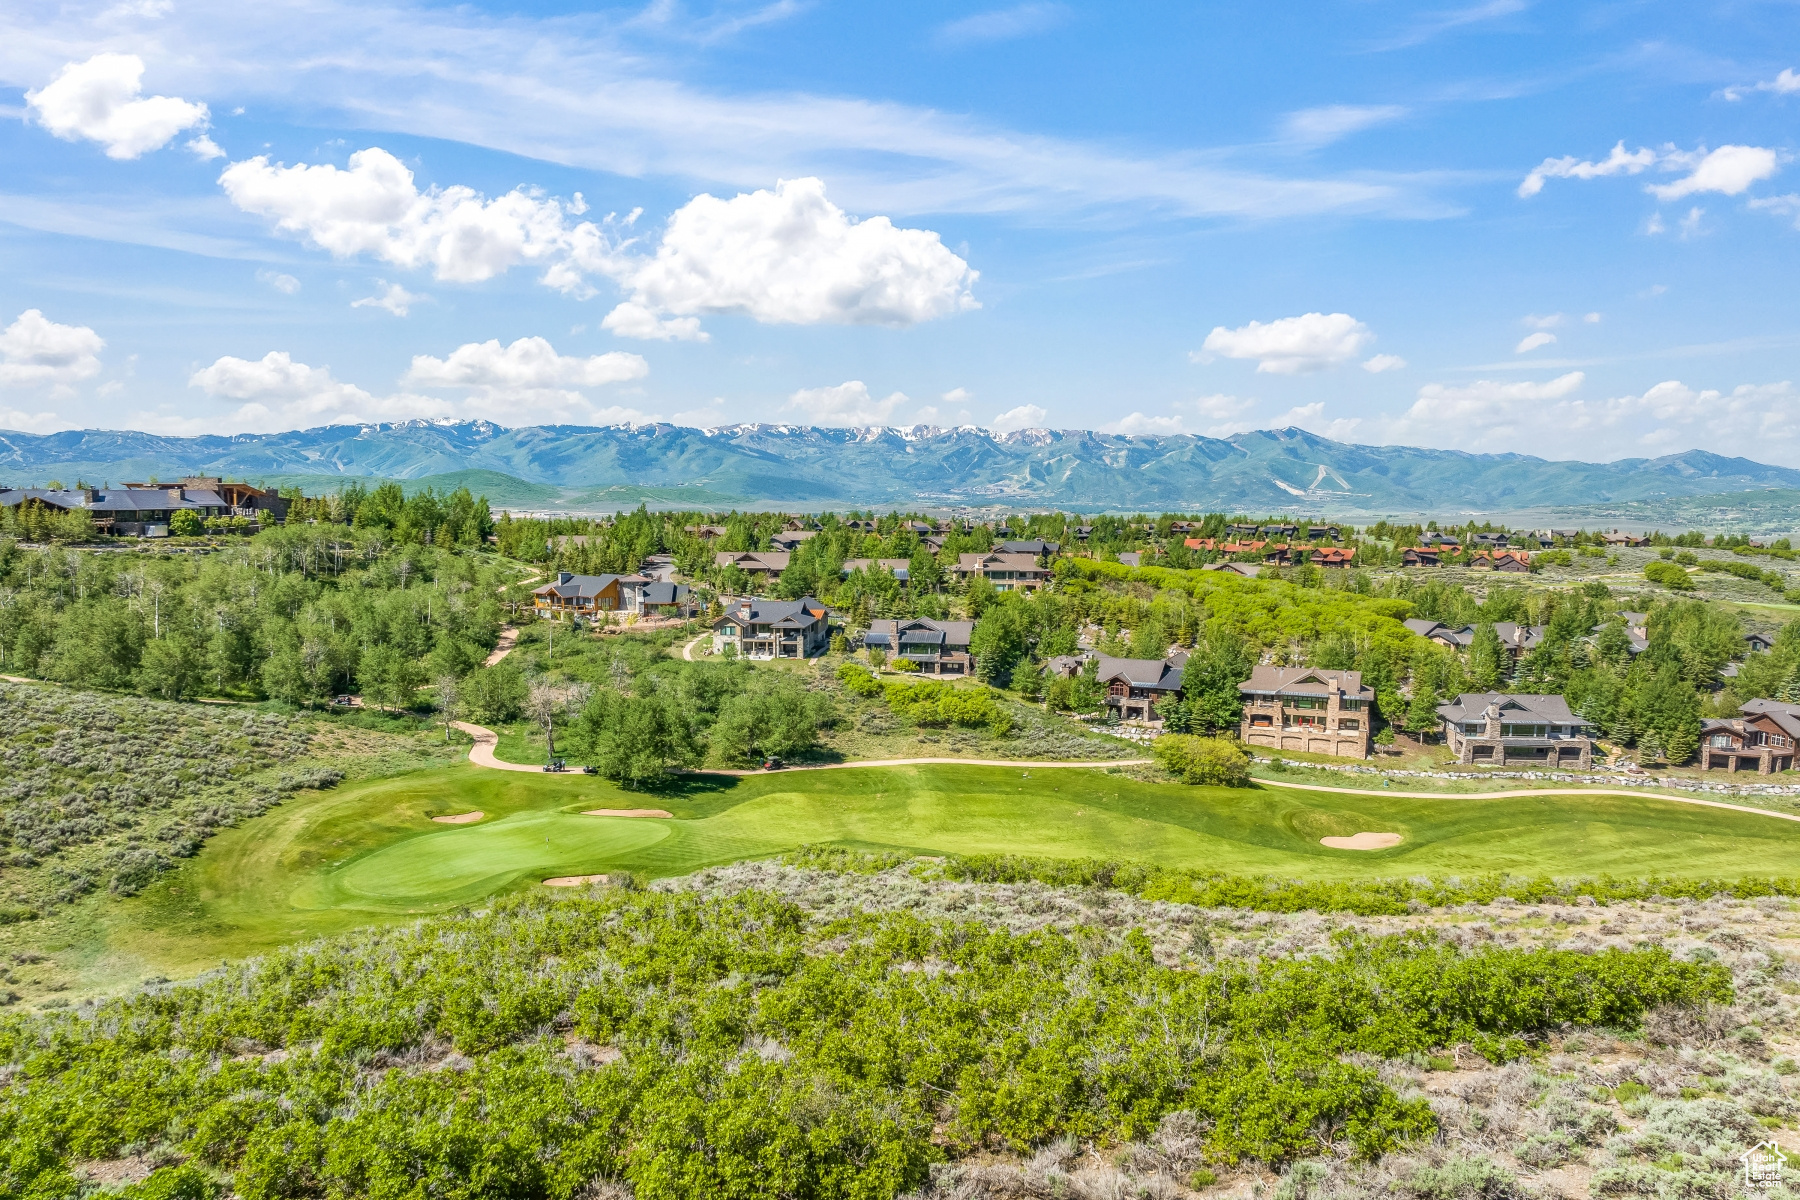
(1320, 831, 1402, 850)
(431, 811, 484, 824)
(73, 1156, 157, 1187)
(581, 808, 674, 818)
(543, 874, 610, 887)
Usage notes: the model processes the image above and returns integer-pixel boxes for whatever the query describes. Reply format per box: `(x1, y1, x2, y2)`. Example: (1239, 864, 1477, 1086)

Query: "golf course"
(55, 751, 1794, 982)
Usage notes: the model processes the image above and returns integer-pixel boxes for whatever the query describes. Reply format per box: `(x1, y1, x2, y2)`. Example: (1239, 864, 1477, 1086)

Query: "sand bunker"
(431, 811, 484, 824)
(542, 874, 610, 887)
(1320, 832, 1402, 850)
(582, 808, 673, 818)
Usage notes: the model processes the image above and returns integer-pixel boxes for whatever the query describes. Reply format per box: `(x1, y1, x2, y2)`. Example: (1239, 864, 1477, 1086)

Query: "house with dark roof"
(711, 596, 832, 659)
(864, 618, 976, 675)
(769, 530, 818, 553)
(1309, 547, 1355, 567)
(1403, 619, 1476, 649)
(1201, 561, 1263, 578)
(1401, 548, 1444, 567)
(1701, 702, 1799, 774)
(0, 484, 239, 537)
(1096, 654, 1184, 723)
(998, 539, 1059, 559)
(637, 581, 693, 616)
(1436, 693, 1593, 767)
(1237, 666, 1372, 758)
(533, 572, 625, 618)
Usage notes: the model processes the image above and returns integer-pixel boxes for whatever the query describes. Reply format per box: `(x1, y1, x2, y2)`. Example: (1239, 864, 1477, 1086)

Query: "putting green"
(320, 811, 669, 908)
(63, 760, 1800, 987)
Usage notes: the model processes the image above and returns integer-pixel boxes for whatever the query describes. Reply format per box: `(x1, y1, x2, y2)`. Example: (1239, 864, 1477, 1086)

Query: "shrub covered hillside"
(0, 865, 1742, 1200)
(0, 683, 331, 918)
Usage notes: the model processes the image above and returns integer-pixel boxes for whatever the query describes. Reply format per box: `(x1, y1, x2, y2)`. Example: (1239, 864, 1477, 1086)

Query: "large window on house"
(1463, 723, 1481, 734)
(1337, 719, 1360, 732)
(1708, 734, 1734, 748)
(1340, 699, 1363, 711)
(1501, 724, 1547, 738)
(1285, 696, 1327, 710)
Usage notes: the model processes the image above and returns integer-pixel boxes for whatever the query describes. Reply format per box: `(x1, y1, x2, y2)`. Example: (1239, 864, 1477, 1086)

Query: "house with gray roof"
(863, 618, 975, 675)
(1702, 700, 1800, 774)
(1096, 654, 1184, 723)
(533, 572, 624, 619)
(1, 484, 237, 537)
(1436, 693, 1593, 767)
(1238, 666, 1372, 758)
(712, 596, 832, 659)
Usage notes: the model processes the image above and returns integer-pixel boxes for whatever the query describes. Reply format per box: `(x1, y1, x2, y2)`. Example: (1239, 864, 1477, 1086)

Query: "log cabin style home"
(1237, 666, 1372, 758)
(533, 572, 625, 618)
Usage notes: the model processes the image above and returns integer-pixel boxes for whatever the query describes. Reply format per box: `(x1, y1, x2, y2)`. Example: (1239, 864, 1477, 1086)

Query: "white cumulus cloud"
(600, 301, 709, 342)
(1103, 412, 1188, 436)
(187, 350, 426, 429)
(220, 147, 599, 285)
(1514, 332, 1557, 353)
(1518, 142, 1656, 198)
(1198, 312, 1373, 374)
(783, 380, 908, 425)
(352, 281, 424, 316)
(1362, 354, 1406, 373)
(404, 337, 648, 393)
(989, 403, 1049, 433)
(26, 54, 210, 160)
(1722, 68, 1800, 101)
(0, 310, 105, 388)
(1646, 145, 1780, 200)
(1405, 372, 1586, 424)
(621, 178, 978, 331)
(256, 269, 301, 295)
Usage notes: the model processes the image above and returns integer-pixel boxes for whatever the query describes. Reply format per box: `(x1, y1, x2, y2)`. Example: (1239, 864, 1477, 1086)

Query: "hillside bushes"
(0, 888, 1732, 1199)
(1644, 561, 1694, 590)
(0, 684, 325, 912)
(1152, 734, 1251, 786)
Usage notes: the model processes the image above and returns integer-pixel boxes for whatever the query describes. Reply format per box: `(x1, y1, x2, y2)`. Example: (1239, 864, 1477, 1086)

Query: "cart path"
(681, 631, 708, 661)
(1253, 775, 1800, 825)
(450, 720, 1148, 775)
(482, 626, 520, 667)
(443, 721, 1800, 826)
(452, 721, 558, 773)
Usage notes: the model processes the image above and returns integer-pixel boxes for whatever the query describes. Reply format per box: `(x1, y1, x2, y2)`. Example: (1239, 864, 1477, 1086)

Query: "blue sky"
(1, 0, 1798, 463)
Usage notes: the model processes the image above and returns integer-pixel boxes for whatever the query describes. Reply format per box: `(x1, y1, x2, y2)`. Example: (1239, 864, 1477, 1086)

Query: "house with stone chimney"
(1436, 693, 1593, 767)
(1237, 666, 1372, 758)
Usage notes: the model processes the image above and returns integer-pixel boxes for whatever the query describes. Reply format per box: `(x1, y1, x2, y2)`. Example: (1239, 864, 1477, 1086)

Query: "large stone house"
(1435, 693, 1593, 767)
(1237, 666, 1372, 758)
(712, 596, 832, 659)
(1701, 700, 1800, 774)
(1, 482, 242, 537)
(863, 618, 976, 675)
(1096, 654, 1185, 723)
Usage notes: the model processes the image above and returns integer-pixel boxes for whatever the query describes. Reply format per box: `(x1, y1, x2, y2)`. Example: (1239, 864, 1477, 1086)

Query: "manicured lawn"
(34, 759, 1795, 992)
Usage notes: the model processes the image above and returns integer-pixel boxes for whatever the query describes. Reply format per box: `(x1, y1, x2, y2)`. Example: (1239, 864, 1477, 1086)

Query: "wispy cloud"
(1280, 104, 1407, 148)
(935, 3, 1068, 48)
(1368, 0, 1528, 52)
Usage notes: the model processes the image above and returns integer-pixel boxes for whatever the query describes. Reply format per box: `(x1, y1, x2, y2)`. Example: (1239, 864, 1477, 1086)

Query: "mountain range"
(3, 420, 1799, 516)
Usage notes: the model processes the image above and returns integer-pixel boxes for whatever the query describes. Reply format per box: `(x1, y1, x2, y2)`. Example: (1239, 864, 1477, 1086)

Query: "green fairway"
(32, 760, 1800, 990)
